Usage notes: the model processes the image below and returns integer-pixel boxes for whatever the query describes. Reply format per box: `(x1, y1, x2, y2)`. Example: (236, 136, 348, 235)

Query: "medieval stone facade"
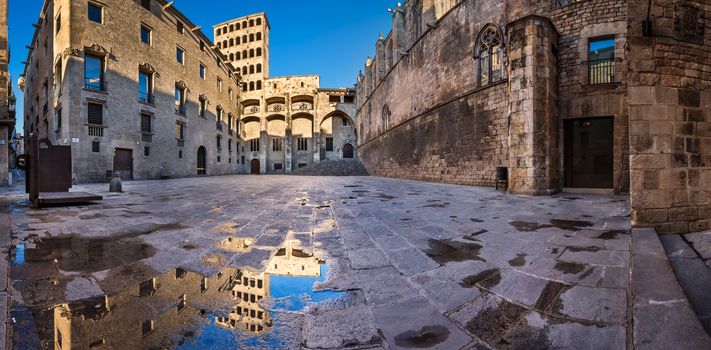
(20, 0, 242, 183)
(0, 0, 13, 186)
(355, 0, 710, 233)
(214, 14, 357, 174)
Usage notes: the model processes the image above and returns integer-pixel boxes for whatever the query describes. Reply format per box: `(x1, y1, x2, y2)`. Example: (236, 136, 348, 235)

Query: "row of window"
(247, 137, 310, 152)
(217, 33, 263, 49)
(242, 81, 263, 92)
(216, 17, 263, 36)
(228, 48, 263, 62)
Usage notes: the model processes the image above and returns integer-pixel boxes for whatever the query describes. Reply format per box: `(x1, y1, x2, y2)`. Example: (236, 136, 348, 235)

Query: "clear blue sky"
(9, 0, 395, 133)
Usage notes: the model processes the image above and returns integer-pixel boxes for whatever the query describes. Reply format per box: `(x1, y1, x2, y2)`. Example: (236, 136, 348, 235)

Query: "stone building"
(213, 13, 358, 174)
(354, 0, 711, 233)
(0, 0, 14, 185)
(19, 0, 242, 183)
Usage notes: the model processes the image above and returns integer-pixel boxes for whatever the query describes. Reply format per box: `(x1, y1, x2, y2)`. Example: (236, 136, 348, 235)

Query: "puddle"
(422, 202, 449, 208)
(12, 246, 346, 350)
(394, 325, 450, 348)
(375, 193, 397, 201)
(510, 219, 594, 232)
(554, 261, 587, 274)
(508, 254, 527, 267)
(425, 239, 484, 264)
(597, 230, 627, 240)
(460, 269, 499, 289)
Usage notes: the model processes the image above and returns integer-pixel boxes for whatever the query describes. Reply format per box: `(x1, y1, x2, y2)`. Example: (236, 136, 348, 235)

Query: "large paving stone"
(373, 297, 472, 350)
(556, 285, 627, 324)
(302, 305, 381, 349)
(479, 268, 551, 308)
(410, 267, 480, 314)
(387, 248, 439, 276)
(685, 231, 711, 260)
(448, 293, 527, 345)
(347, 248, 390, 269)
(633, 302, 711, 350)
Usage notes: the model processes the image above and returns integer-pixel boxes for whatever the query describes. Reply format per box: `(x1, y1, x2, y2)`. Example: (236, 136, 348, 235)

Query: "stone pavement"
(3, 175, 709, 349)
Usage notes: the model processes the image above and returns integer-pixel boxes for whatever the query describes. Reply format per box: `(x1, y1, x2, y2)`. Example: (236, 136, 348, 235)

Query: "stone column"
(506, 16, 560, 195)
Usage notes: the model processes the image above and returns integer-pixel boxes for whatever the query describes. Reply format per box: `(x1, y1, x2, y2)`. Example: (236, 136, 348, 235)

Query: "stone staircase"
(289, 159, 369, 176)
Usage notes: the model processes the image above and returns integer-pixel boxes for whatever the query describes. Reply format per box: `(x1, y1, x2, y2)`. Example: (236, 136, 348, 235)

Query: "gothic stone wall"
(628, 0, 711, 233)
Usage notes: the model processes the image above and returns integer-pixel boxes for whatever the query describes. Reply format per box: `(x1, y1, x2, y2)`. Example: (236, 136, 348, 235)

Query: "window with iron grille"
(250, 139, 259, 152)
(144, 146, 150, 156)
(87, 102, 103, 125)
(326, 137, 333, 152)
(272, 138, 283, 152)
(588, 37, 616, 85)
(140, 113, 151, 133)
(297, 137, 308, 151)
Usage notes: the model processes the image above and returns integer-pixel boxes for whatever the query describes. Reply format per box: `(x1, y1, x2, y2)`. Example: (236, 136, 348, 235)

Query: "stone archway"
(343, 143, 354, 159)
(250, 159, 260, 174)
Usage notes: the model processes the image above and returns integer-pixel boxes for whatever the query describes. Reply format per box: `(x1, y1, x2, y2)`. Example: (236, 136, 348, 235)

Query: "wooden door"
(113, 148, 133, 180)
(343, 143, 354, 159)
(197, 146, 207, 175)
(250, 159, 260, 174)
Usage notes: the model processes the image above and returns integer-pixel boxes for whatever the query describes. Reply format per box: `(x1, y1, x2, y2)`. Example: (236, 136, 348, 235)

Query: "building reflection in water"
(50, 240, 324, 350)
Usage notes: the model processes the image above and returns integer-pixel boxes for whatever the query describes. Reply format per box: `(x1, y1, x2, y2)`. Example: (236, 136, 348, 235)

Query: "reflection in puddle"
(14, 243, 345, 349)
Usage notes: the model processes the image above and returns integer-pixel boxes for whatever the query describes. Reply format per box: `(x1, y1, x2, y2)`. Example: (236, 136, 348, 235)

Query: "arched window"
(242, 35, 247, 43)
(242, 82, 247, 92)
(216, 28, 221, 36)
(256, 32, 262, 41)
(223, 40, 228, 47)
(236, 37, 241, 45)
(475, 24, 506, 87)
(236, 52, 241, 60)
(229, 24, 234, 32)
(249, 65, 255, 74)
(256, 18, 262, 26)
(236, 22, 241, 30)
(256, 80, 262, 90)
(249, 49, 255, 58)
(249, 81, 255, 91)
(242, 66, 247, 75)
(242, 21, 247, 28)
(216, 42, 221, 49)
(256, 64, 262, 73)
(223, 26, 228, 34)
(249, 34, 254, 42)
(249, 19, 254, 27)
(242, 50, 248, 58)
(382, 105, 391, 132)
(229, 38, 234, 46)
(229, 53, 234, 61)
(256, 48, 262, 56)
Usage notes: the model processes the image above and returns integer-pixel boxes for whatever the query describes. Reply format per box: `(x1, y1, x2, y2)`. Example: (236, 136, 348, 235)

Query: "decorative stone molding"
(84, 43, 109, 55)
(139, 63, 157, 75)
(198, 93, 208, 102)
(62, 48, 82, 58)
(175, 80, 188, 90)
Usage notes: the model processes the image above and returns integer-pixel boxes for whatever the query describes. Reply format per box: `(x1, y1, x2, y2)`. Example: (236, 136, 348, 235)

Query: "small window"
(140, 25, 151, 44)
(174, 85, 186, 114)
(179, 150, 183, 158)
(88, 3, 103, 24)
(87, 102, 103, 125)
(176, 47, 185, 65)
(256, 32, 262, 40)
(177, 21, 184, 34)
(176, 122, 185, 140)
(273, 163, 282, 170)
(272, 138, 283, 152)
(141, 0, 150, 10)
(199, 63, 206, 79)
(250, 139, 259, 152)
(326, 137, 333, 152)
(140, 113, 152, 133)
(199, 98, 206, 117)
(217, 135, 222, 150)
(217, 78, 222, 91)
(144, 146, 150, 156)
(342, 117, 349, 126)
(216, 28, 221, 36)
(55, 15, 61, 34)
(588, 37, 616, 85)
(228, 88, 233, 101)
(249, 19, 254, 27)
(92, 141, 100, 152)
(297, 137, 308, 151)
(56, 107, 62, 129)
(141, 320, 154, 337)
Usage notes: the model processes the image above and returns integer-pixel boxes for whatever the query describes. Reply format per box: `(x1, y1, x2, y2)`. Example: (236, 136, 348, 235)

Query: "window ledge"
(83, 88, 108, 94)
(474, 79, 508, 93)
(582, 82, 622, 91)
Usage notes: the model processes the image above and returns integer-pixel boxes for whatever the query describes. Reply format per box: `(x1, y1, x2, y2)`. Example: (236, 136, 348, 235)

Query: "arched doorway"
(343, 143, 354, 159)
(250, 159, 260, 174)
(197, 147, 207, 175)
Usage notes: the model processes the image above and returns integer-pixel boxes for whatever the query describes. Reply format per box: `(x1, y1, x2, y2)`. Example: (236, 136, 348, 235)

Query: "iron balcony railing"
(139, 92, 155, 104)
(88, 125, 104, 137)
(85, 78, 107, 91)
(587, 58, 617, 85)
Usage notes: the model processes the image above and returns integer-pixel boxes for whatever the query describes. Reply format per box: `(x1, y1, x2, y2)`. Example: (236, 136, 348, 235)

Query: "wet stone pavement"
(5, 175, 634, 349)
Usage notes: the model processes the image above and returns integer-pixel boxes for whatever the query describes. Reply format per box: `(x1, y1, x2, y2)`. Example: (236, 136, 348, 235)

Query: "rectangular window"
(272, 138, 283, 152)
(588, 37, 616, 85)
(139, 71, 153, 103)
(141, 0, 150, 10)
(56, 107, 62, 129)
(176, 123, 185, 140)
(87, 102, 103, 125)
(199, 99, 206, 117)
(140, 113, 152, 133)
(297, 137, 308, 151)
(84, 54, 104, 91)
(228, 140, 232, 152)
(274, 163, 283, 171)
(144, 146, 150, 156)
(250, 139, 259, 152)
(92, 141, 100, 152)
(342, 117, 349, 126)
(141, 320, 154, 337)
(88, 3, 103, 24)
(176, 47, 184, 65)
(140, 25, 151, 44)
(217, 78, 222, 92)
(199, 63, 206, 79)
(217, 135, 222, 149)
(54, 60, 63, 96)
(228, 88, 233, 101)
(174, 86, 185, 114)
(55, 15, 61, 34)
(326, 137, 333, 152)
(177, 21, 184, 34)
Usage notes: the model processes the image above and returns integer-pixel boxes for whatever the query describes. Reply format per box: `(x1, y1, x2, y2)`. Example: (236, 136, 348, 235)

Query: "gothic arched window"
(475, 24, 506, 87)
(381, 105, 391, 132)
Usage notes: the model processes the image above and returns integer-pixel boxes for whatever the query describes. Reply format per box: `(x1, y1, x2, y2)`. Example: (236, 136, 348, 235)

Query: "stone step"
(631, 228, 711, 349)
